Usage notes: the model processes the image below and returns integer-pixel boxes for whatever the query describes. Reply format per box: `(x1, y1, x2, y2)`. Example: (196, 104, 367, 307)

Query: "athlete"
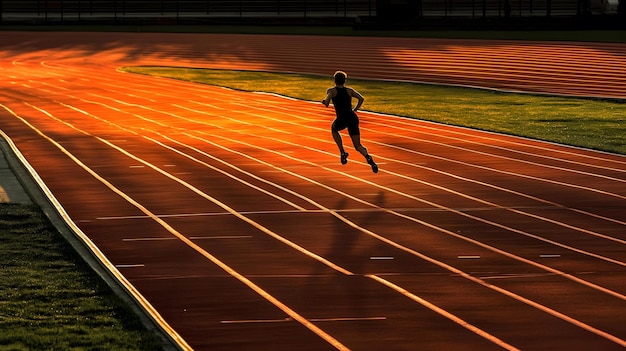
(322, 71, 378, 173)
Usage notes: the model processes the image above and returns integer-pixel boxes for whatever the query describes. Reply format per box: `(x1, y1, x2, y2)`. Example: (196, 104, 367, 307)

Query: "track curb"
(0, 130, 190, 351)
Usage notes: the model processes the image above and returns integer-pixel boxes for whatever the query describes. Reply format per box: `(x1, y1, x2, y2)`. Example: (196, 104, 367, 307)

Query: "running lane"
(1, 32, 625, 351)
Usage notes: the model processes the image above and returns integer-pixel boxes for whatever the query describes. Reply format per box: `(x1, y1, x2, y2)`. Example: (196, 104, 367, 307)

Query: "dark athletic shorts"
(332, 111, 360, 136)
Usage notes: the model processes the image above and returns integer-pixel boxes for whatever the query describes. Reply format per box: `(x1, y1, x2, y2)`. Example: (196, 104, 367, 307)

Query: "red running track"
(1, 32, 625, 350)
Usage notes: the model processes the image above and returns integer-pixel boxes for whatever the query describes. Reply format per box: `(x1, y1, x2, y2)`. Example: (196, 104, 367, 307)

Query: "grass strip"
(122, 66, 626, 155)
(0, 203, 162, 350)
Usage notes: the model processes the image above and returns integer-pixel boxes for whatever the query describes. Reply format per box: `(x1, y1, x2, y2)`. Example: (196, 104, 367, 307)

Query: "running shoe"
(366, 155, 378, 173)
(340, 152, 349, 165)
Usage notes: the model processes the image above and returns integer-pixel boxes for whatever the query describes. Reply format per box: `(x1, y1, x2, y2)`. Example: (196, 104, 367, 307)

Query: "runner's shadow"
(324, 191, 387, 319)
(326, 190, 386, 271)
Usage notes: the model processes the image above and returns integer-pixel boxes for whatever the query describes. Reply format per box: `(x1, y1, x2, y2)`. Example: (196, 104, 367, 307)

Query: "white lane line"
(368, 275, 521, 351)
(115, 264, 145, 268)
(221, 317, 387, 324)
(123, 237, 175, 242)
(95, 206, 573, 221)
(189, 235, 253, 240)
(310, 317, 387, 322)
(98, 210, 308, 220)
(370, 256, 394, 260)
(133, 274, 343, 282)
(122, 236, 252, 242)
(481, 273, 558, 280)
(221, 318, 291, 324)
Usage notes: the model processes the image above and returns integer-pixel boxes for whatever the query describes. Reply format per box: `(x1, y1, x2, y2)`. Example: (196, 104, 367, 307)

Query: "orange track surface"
(1, 32, 625, 350)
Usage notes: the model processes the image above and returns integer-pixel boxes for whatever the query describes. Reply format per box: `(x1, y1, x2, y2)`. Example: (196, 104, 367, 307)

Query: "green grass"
(122, 66, 626, 155)
(0, 203, 163, 350)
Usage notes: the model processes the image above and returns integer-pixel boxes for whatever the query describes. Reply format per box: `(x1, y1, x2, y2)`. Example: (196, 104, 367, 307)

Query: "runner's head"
(334, 71, 347, 85)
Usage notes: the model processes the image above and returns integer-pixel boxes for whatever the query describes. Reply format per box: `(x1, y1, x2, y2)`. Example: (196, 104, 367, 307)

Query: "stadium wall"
(0, 0, 622, 27)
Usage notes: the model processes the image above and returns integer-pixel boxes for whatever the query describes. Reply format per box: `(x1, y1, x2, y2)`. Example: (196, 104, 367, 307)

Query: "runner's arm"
(322, 88, 336, 107)
(349, 88, 365, 111)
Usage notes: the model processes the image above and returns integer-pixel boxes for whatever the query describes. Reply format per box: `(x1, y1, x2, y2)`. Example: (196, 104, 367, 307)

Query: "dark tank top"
(331, 87, 353, 116)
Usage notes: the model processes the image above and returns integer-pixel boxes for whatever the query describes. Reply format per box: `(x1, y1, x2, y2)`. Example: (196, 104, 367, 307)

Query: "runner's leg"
(332, 122, 349, 164)
(332, 128, 345, 154)
(350, 134, 368, 157)
(350, 134, 378, 173)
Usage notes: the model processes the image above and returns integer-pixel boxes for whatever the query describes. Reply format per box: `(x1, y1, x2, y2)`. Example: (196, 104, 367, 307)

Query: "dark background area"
(0, 0, 623, 29)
